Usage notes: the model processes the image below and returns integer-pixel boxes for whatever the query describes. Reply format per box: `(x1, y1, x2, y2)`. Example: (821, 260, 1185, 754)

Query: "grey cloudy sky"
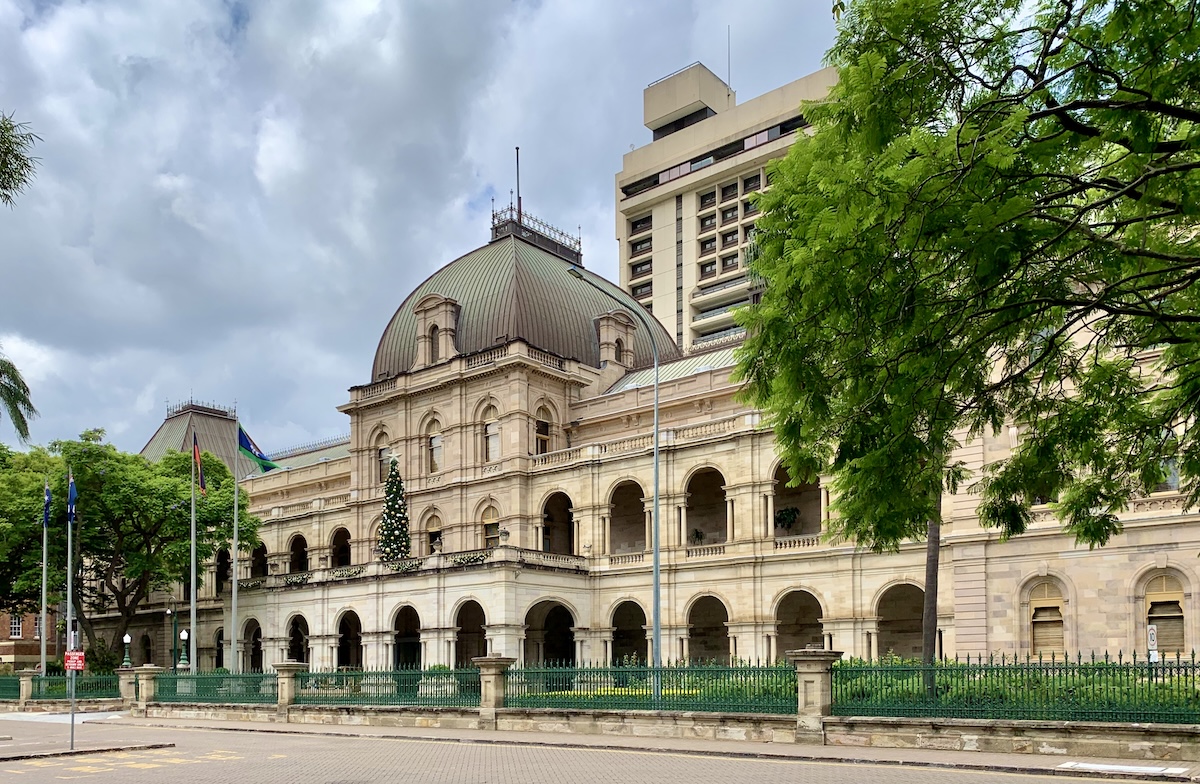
(0, 0, 835, 455)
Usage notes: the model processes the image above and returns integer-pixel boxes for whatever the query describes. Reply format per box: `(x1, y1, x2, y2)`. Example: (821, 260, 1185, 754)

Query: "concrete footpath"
(90, 714, 1200, 781)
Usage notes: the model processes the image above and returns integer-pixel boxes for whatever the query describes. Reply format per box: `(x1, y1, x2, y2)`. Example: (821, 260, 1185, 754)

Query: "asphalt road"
(0, 716, 1173, 784)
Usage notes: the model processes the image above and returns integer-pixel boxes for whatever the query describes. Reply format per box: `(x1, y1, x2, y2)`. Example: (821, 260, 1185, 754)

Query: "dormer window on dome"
(414, 294, 460, 369)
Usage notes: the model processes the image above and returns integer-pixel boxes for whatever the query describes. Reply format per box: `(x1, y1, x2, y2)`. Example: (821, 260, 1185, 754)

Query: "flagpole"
(40, 479, 48, 674)
(65, 469, 75, 751)
(190, 429, 198, 673)
(231, 417, 240, 673)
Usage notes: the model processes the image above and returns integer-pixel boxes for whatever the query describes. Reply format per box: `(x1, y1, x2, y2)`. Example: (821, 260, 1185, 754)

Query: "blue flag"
(67, 470, 77, 525)
(43, 480, 51, 528)
(238, 425, 279, 473)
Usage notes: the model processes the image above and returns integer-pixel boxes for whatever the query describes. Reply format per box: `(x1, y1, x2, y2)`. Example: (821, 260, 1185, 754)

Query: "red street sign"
(64, 650, 85, 671)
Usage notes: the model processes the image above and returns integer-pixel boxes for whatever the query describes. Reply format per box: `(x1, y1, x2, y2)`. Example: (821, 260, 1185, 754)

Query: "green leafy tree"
(738, 0, 1199, 666)
(0, 344, 37, 443)
(0, 111, 39, 207)
(0, 430, 261, 655)
(0, 112, 41, 441)
(377, 459, 411, 562)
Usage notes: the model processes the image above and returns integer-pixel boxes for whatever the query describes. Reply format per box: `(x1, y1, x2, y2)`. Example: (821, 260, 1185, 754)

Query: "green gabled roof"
(140, 403, 263, 479)
(606, 347, 739, 393)
(371, 234, 680, 380)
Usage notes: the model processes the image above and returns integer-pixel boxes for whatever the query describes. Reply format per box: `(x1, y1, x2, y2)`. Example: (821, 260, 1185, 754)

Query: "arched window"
(1146, 573, 1185, 655)
(1029, 581, 1065, 656)
(426, 419, 443, 474)
(331, 528, 352, 567)
(482, 406, 500, 463)
(426, 514, 442, 554)
(377, 447, 391, 484)
(614, 337, 626, 365)
(429, 325, 440, 363)
(482, 505, 500, 549)
(535, 406, 552, 456)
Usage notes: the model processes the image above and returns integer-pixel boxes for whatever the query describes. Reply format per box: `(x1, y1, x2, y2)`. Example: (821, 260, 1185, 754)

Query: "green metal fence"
(505, 662, 798, 715)
(295, 668, 481, 708)
(832, 653, 1200, 723)
(0, 676, 18, 700)
(156, 672, 278, 704)
(30, 675, 120, 700)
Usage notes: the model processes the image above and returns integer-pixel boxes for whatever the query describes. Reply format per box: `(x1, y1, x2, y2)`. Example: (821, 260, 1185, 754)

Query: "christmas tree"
(378, 458, 411, 561)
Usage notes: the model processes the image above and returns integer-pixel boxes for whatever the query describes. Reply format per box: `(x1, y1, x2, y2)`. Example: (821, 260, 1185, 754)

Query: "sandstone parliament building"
(124, 64, 1196, 674)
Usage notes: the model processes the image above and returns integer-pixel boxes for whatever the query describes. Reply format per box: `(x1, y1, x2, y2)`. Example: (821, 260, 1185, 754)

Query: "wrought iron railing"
(505, 662, 797, 715)
(156, 672, 278, 704)
(295, 667, 481, 708)
(30, 675, 120, 700)
(832, 652, 1200, 723)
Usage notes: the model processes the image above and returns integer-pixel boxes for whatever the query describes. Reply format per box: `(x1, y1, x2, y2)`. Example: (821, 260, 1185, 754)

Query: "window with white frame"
(10, 616, 22, 638)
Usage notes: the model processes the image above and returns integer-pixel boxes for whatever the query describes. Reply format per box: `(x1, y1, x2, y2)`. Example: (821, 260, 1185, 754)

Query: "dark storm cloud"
(0, 0, 834, 452)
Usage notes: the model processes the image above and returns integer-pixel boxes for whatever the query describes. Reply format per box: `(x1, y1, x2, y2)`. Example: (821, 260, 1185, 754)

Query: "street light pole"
(167, 606, 178, 673)
(567, 268, 662, 668)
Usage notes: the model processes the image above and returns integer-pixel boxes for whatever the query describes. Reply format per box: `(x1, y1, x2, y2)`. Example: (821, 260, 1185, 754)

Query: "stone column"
(116, 666, 138, 708)
(274, 660, 310, 713)
(725, 493, 735, 543)
(135, 665, 164, 716)
(787, 649, 842, 745)
(765, 491, 776, 538)
(473, 656, 516, 731)
(17, 669, 36, 708)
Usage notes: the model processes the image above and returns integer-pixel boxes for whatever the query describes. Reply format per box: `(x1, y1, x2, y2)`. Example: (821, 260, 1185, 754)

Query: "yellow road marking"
(65, 765, 113, 773)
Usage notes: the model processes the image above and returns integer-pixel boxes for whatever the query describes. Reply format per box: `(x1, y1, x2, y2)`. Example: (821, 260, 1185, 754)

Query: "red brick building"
(0, 612, 59, 669)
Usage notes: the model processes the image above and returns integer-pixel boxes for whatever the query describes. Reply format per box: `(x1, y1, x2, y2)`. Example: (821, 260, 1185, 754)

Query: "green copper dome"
(371, 233, 679, 380)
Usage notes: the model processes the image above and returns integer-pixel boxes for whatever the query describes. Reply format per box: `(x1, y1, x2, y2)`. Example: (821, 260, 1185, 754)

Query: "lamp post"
(567, 267, 662, 669)
(121, 633, 132, 668)
(179, 629, 189, 669)
(167, 605, 178, 672)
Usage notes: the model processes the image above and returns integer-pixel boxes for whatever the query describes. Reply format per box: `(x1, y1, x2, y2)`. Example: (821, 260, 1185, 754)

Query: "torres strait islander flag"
(193, 432, 207, 495)
(237, 425, 279, 473)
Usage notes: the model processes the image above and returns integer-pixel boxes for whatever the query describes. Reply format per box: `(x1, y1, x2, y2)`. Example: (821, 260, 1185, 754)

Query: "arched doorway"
(455, 601, 486, 667)
(288, 615, 310, 663)
(289, 535, 309, 573)
(772, 464, 822, 536)
(525, 601, 576, 665)
(394, 606, 421, 667)
(609, 481, 645, 554)
(140, 634, 152, 666)
(877, 584, 924, 659)
(542, 493, 574, 555)
(214, 629, 225, 670)
(611, 601, 647, 664)
(688, 596, 730, 663)
(250, 544, 268, 578)
(215, 549, 231, 596)
(331, 528, 352, 567)
(244, 619, 264, 672)
(685, 469, 727, 546)
(775, 591, 823, 656)
(337, 611, 363, 669)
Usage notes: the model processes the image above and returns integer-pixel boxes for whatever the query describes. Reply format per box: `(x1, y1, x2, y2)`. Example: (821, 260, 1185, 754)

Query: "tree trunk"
(922, 514, 940, 696)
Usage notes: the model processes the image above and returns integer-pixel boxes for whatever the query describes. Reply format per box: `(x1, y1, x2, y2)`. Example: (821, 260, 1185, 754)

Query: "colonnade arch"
(244, 618, 264, 672)
(542, 492, 574, 555)
(289, 535, 309, 573)
(337, 611, 363, 669)
(455, 601, 486, 667)
(394, 606, 421, 667)
(877, 584, 924, 658)
(608, 481, 645, 554)
(687, 595, 730, 663)
(685, 469, 727, 546)
(772, 464, 822, 536)
(288, 615, 310, 663)
(330, 528, 352, 567)
(775, 590, 823, 654)
(524, 600, 575, 665)
(611, 601, 647, 664)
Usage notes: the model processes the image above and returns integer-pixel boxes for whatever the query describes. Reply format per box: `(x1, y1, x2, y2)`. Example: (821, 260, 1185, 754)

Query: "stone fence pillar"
(17, 669, 37, 708)
(116, 667, 137, 708)
(786, 648, 842, 745)
(134, 665, 163, 717)
(274, 660, 310, 715)
(473, 656, 516, 731)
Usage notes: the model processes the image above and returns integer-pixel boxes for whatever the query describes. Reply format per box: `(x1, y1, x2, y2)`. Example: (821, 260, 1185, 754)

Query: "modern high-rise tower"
(615, 63, 837, 351)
